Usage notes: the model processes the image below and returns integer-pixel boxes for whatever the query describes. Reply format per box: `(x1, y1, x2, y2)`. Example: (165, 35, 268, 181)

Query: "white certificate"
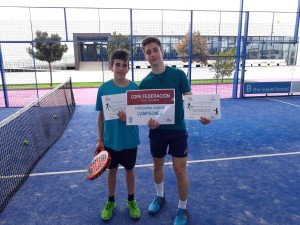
(126, 89, 175, 125)
(184, 94, 221, 120)
(101, 93, 126, 120)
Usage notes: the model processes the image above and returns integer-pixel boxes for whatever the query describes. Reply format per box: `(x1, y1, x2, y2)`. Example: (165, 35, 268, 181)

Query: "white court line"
(1, 151, 299, 179)
(267, 97, 300, 107)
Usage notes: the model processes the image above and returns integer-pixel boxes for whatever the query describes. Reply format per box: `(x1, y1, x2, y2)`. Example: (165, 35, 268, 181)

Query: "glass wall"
(245, 36, 297, 64)
(79, 35, 298, 65)
(80, 42, 108, 61)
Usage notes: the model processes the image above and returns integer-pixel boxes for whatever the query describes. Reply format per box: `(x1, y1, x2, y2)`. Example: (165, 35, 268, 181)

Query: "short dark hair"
(141, 36, 163, 52)
(109, 49, 130, 66)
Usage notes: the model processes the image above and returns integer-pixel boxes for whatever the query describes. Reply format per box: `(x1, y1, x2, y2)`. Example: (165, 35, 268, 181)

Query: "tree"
(174, 31, 210, 64)
(107, 31, 136, 60)
(210, 49, 236, 82)
(26, 30, 68, 86)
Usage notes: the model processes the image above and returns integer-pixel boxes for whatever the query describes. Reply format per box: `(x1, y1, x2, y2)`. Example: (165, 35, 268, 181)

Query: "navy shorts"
(148, 129, 188, 158)
(105, 147, 137, 170)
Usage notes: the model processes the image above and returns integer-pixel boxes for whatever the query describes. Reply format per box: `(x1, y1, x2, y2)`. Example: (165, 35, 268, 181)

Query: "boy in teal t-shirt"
(139, 36, 211, 225)
(95, 49, 140, 221)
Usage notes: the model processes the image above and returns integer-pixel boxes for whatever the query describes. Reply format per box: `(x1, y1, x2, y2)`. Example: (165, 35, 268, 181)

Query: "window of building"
(221, 36, 229, 49)
(228, 36, 235, 48)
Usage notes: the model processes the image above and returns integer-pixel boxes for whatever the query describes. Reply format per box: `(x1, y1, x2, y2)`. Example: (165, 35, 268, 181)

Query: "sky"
(1, 0, 299, 12)
(1, 0, 299, 24)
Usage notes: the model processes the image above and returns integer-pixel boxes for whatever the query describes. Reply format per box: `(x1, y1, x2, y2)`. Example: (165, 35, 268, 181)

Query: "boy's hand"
(117, 110, 126, 122)
(199, 116, 211, 125)
(94, 140, 104, 156)
(148, 118, 160, 129)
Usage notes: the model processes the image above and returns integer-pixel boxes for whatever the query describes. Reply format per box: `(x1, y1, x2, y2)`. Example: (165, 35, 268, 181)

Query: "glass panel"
(221, 36, 228, 49)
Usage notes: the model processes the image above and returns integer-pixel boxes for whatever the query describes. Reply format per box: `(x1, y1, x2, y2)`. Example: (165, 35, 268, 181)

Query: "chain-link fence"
(1, 6, 300, 107)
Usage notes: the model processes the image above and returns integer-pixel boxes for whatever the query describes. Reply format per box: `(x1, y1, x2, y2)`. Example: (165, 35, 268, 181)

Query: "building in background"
(74, 22, 298, 70)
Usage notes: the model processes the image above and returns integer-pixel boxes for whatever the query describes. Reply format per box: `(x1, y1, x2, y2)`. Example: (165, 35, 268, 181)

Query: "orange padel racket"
(86, 147, 111, 180)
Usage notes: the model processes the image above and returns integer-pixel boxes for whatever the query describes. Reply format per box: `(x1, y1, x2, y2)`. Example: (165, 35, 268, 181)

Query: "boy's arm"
(183, 91, 192, 95)
(97, 111, 104, 148)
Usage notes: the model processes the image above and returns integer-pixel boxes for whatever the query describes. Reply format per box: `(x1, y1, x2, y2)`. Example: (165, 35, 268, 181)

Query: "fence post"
(130, 9, 135, 81)
(239, 11, 249, 98)
(232, 0, 244, 98)
(188, 10, 193, 84)
(29, 7, 39, 99)
(294, 0, 300, 44)
(0, 44, 9, 107)
(64, 7, 69, 41)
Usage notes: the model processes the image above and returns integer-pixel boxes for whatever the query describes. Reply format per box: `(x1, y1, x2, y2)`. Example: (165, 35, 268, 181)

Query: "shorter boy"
(95, 49, 140, 221)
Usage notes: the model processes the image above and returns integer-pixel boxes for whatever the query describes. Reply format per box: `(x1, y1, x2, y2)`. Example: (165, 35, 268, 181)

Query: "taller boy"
(139, 36, 211, 225)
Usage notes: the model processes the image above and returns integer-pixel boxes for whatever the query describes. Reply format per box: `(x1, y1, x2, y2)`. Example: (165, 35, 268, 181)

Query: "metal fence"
(1, 6, 300, 107)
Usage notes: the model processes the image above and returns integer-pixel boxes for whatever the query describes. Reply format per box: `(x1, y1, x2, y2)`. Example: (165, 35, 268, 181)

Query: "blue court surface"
(0, 96, 300, 225)
(0, 108, 20, 121)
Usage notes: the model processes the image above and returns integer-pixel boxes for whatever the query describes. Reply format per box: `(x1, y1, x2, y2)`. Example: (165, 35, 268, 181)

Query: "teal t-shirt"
(139, 66, 191, 131)
(96, 80, 140, 151)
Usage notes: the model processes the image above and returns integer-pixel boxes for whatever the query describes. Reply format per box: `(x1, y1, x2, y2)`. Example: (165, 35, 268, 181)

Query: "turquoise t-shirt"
(96, 80, 140, 151)
(139, 66, 191, 131)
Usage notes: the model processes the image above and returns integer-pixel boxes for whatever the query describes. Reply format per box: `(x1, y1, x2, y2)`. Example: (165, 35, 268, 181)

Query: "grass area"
(0, 82, 102, 89)
(191, 79, 233, 84)
(0, 79, 234, 89)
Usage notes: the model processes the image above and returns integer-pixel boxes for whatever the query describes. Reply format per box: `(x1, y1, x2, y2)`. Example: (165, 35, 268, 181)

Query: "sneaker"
(148, 195, 166, 215)
(127, 200, 141, 219)
(173, 208, 188, 225)
(101, 201, 116, 221)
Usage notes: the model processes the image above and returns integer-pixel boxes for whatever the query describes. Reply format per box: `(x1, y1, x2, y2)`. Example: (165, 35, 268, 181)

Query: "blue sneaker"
(148, 195, 166, 215)
(173, 208, 188, 225)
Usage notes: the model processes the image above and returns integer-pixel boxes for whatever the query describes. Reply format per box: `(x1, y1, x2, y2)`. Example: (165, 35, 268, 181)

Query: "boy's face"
(110, 59, 129, 79)
(143, 42, 164, 66)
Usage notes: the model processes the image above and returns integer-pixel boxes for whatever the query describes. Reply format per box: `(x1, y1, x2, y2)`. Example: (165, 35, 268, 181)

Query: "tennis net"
(0, 78, 75, 213)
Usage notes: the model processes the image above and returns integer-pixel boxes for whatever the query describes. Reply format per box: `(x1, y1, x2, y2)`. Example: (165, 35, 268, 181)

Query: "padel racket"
(86, 147, 111, 180)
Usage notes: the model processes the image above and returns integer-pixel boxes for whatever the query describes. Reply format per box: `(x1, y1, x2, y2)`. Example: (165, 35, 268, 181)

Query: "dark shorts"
(149, 129, 188, 158)
(105, 147, 137, 170)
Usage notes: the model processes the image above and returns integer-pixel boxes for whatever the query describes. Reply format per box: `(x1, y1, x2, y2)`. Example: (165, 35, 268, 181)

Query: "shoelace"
(154, 197, 163, 204)
(104, 203, 114, 210)
(176, 209, 184, 219)
(129, 201, 138, 209)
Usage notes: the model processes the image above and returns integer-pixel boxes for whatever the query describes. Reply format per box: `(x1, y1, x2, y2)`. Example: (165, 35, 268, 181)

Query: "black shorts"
(149, 129, 188, 158)
(105, 147, 137, 170)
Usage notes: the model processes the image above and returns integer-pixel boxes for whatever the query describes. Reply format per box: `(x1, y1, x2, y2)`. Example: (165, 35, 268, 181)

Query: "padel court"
(0, 94, 299, 225)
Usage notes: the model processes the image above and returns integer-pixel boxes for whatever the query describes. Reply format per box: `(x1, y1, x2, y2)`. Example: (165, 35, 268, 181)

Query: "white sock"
(155, 182, 164, 197)
(178, 199, 187, 209)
